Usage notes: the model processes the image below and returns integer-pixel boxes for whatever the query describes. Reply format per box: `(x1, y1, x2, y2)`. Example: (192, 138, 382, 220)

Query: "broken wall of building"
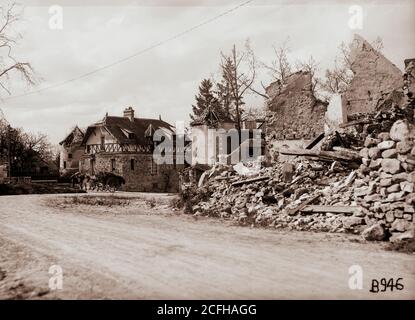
(342, 34, 403, 116)
(404, 58, 415, 101)
(266, 71, 327, 141)
(264, 71, 328, 161)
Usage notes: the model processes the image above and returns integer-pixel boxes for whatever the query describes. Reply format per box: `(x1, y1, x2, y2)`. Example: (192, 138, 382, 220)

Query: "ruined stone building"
(342, 34, 403, 117)
(78, 107, 182, 192)
(404, 58, 415, 101)
(264, 34, 410, 159)
(265, 70, 328, 154)
(59, 126, 84, 176)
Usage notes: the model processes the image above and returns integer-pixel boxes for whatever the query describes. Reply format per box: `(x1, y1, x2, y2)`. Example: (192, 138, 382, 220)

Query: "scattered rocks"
(378, 140, 395, 150)
(389, 120, 410, 142)
(391, 219, 412, 232)
(381, 159, 402, 174)
(368, 147, 382, 159)
(181, 114, 414, 245)
(381, 149, 398, 159)
(389, 229, 415, 243)
(343, 217, 364, 229)
(396, 140, 413, 154)
(362, 224, 386, 241)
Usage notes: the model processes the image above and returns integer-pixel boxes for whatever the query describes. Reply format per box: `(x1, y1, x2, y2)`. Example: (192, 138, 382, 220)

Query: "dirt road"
(0, 193, 414, 299)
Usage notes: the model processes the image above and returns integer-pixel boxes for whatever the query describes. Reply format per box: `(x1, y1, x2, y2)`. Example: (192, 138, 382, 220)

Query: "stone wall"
(265, 71, 327, 141)
(342, 34, 403, 116)
(354, 119, 415, 241)
(80, 152, 182, 192)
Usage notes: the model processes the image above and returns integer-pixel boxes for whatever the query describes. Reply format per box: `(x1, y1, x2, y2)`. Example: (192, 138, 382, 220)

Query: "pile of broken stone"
(183, 111, 415, 244)
(354, 118, 414, 242)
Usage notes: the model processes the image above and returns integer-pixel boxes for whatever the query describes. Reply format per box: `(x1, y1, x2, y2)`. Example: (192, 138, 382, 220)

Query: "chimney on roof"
(159, 114, 162, 120)
(123, 107, 135, 121)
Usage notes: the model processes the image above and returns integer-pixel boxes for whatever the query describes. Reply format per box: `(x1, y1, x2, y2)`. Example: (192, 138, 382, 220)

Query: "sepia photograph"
(0, 0, 414, 309)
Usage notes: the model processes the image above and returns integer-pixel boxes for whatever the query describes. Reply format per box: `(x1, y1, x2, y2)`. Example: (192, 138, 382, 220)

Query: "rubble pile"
(180, 106, 415, 243)
(180, 50, 415, 244)
(354, 118, 415, 242)
(183, 159, 354, 232)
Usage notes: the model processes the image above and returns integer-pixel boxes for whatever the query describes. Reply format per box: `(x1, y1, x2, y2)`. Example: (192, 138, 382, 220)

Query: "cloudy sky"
(1, 0, 414, 144)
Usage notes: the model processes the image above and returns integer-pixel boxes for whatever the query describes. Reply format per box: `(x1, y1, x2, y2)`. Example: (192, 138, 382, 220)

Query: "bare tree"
(21, 132, 54, 162)
(295, 55, 321, 94)
(262, 37, 292, 85)
(321, 37, 384, 95)
(371, 36, 384, 52)
(321, 64, 353, 95)
(220, 41, 257, 142)
(0, 2, 36, 96)
(320, 42, 353, 95)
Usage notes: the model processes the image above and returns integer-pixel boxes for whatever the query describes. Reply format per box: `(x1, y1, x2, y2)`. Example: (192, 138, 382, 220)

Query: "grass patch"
(48, 195, 131, 208)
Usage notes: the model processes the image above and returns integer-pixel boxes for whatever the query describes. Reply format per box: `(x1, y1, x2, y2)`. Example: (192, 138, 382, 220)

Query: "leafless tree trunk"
(295, 55, 320, 94)
(0, 2, 37, 96)
(261, 37, 292, 86)
(220, 41, 257, 143)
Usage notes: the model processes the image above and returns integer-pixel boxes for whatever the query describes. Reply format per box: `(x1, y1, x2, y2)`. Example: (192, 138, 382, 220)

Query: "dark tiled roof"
(82, 116, 174, 146)
(59, 126, 84, 146)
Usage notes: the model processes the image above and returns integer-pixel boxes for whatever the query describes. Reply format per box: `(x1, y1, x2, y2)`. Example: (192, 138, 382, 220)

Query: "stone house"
(59, 126, 84, 176)
(79, 107, 182, 192)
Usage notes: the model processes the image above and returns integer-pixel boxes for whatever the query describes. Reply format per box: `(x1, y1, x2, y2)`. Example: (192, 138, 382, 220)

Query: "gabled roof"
(81, 115, 174, 146)
(59, 126, 84, 146)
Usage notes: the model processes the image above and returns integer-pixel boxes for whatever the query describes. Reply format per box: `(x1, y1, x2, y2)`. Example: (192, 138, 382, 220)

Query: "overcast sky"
(1, 0, 414, 144)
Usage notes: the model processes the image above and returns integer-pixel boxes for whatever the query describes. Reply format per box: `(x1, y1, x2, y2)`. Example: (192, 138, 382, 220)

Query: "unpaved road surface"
(0, 193, 414, 299)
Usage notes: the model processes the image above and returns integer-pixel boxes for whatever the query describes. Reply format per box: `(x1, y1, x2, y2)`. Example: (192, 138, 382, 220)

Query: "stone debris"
(180, 103, 415, 243)
(179, 48, 415, 244)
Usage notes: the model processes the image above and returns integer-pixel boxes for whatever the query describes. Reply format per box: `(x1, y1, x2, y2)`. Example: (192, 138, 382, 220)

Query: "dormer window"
(120, 128, 134, 139)
(145, 124, 155, 138)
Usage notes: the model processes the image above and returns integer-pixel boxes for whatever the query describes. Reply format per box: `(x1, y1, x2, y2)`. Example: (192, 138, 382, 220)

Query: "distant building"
(59, 126, 85, 176)
(190, 108, 264, 165)
(79, 107, 182, 192)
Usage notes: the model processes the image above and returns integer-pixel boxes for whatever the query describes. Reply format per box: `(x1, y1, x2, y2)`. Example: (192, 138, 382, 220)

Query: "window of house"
(68, 153, 73, 159)
(111, 159, 116, 172)
(100, 136, 105, 151)
(130, 158, 135, 171)
(63, 161, 67, 169)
